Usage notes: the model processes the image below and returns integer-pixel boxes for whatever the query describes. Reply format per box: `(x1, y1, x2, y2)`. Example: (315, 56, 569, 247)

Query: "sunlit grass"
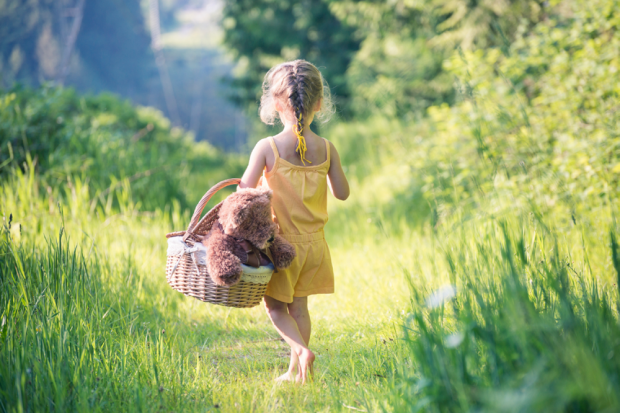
(0, 166, 410, 412)
(4, 159, 619, 412)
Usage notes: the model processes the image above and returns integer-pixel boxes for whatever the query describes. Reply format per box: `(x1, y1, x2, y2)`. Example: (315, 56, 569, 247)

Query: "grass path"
(3, 167, 620, 412)
(0, 169, 414, 412)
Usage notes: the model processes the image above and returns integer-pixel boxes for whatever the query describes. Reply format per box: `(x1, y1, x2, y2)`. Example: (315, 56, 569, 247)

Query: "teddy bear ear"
(231, 203, 250, 227)
(220, 191, 248, 230)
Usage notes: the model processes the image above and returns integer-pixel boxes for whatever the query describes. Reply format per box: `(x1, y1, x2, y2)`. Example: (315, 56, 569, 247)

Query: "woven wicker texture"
(165, 178, 273, 308)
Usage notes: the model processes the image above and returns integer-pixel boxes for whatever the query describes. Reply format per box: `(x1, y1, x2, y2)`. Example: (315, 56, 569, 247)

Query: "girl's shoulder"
(320, 138, 339, 161)
(253, 137, 278, 173)
(254, 136, 273, 149)
(252, 137, 276, 157)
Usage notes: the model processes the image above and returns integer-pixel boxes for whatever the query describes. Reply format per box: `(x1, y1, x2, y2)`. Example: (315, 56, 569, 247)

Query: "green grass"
(2, 158, 620, 412)
(0, 166, 410, 412)
(393, 219, 620, 412)
(2, 2, 620, 409)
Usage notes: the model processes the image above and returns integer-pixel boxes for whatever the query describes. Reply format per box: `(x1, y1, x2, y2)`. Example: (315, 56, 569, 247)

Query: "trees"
(221, 0, 545, 118)
(0, 0, 153, 99)
(221, 0, 360, 115)
(0, 0, 56, 87)
(329, 0, 544, 117)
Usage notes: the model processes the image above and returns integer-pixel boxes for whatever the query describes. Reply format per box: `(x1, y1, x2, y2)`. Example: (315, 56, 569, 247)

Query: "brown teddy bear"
(202, 187, 296, 286)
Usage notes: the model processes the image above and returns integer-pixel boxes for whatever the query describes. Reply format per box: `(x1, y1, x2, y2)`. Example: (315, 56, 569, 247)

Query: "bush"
(0, 85, 244, 211)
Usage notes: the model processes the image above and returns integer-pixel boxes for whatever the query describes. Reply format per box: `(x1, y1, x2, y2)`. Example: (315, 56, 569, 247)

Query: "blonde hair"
(259, 60, 334, 164)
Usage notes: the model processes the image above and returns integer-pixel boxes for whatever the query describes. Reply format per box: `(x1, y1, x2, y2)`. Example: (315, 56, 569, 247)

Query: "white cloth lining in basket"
(166, 236, 274, 285)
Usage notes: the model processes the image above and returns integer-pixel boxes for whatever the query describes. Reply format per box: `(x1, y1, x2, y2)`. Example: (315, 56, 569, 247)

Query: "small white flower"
(425, 285, 457, 308)
(444, 332, 465, 348)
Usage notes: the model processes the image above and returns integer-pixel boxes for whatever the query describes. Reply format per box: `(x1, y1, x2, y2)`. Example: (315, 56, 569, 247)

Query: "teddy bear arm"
(205, 234, 244, 286)
(269, 235, 296, 269)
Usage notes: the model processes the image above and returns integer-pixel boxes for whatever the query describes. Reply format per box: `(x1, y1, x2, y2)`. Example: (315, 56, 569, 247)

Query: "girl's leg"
(287, 297, 311, 380)
(264, 296, 315, 384)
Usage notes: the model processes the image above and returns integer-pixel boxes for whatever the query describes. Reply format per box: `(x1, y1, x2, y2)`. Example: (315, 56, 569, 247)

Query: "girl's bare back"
(267, 130, 327, 170)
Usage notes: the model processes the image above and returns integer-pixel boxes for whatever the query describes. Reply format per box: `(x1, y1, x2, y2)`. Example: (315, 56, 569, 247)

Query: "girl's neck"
(279, 111, 316, 133)
(281, 122, 314, 136)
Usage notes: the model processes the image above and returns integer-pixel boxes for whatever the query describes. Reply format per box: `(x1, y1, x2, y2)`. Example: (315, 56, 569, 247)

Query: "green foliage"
(317, 2, 620, 408)
(2, 0, 620, 411)
(324, 0, 620, 231)
(2, 158, 620, 411)
(328, 0, 544, 117)
(419, 0, 620, 216)
(221, 0, 360, 114)
(220, 0, 544, 118)
(0, 158, 403, 412)
(0, 85, 244, 210)
(328, 0, 452, 117)
(0, 229, 134, 411)
(344, 36, 454, 117)
(392, 220, 620, 412)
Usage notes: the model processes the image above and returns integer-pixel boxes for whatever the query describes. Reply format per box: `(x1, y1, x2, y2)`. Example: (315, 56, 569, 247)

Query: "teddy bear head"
(218, 187, 278, 250)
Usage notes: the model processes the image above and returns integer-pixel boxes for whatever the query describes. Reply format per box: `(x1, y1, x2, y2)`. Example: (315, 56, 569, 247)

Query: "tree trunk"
(149, 0, 181, 126)
(56, 0, 85, 85)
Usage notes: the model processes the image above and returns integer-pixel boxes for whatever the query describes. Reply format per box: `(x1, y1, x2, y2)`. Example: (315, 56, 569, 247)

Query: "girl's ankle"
(295, 347, 309, 357)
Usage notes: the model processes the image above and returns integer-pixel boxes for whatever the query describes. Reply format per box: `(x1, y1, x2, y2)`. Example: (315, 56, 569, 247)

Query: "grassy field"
(2, 149, 620, 412)
(3, 1, 620, 410)
(0, 165, 412, 412)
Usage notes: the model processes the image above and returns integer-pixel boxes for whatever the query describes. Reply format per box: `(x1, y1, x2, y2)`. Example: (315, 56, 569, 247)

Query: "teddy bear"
(202, 187, 296, 286)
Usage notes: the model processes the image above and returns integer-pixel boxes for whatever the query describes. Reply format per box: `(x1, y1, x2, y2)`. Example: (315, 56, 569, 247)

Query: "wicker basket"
(165, 178, 274, 308)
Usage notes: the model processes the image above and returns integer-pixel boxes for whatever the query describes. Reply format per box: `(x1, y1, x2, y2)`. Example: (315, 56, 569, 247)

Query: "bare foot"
(275, 371, 297, 383)
(297, 348, 315, 384)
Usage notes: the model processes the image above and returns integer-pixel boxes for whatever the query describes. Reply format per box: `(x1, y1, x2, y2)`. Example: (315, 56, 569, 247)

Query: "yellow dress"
(260, 136, 334, 303)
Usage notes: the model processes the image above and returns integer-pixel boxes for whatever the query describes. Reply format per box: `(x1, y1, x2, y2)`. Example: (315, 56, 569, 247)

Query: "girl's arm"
(239, 140, 269, 189)
(327, 142, 350, 200)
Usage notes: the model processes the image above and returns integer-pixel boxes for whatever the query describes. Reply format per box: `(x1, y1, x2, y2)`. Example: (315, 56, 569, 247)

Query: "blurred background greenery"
(0, 0, 546, 142)
(3, 0, 618, 216)
(0, 0, 248, 149)
(2, 0, 620, 411)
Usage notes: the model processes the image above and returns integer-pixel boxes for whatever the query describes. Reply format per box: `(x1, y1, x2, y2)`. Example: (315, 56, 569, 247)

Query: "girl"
(239, 59, 349, 384)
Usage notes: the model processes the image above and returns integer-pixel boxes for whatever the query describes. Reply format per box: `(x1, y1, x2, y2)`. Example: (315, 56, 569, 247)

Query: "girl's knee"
(264, 295, 288, 318)
(288, 296, 308, 318)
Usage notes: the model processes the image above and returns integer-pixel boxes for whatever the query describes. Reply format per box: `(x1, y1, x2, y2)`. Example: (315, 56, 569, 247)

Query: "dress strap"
(323, 138, 330, 165)
(268, 137, 280, 159)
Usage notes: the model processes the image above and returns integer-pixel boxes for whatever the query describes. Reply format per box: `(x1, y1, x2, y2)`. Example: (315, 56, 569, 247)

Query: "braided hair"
(289, 62, 310, 164)
(259, 59, 334, 164)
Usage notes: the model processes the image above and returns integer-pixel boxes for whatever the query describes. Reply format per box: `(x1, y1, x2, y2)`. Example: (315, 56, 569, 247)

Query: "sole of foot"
(298, 348, 315, 384)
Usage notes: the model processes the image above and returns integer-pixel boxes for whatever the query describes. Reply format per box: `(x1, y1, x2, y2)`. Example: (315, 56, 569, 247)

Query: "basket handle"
(183, 178, 241, 242)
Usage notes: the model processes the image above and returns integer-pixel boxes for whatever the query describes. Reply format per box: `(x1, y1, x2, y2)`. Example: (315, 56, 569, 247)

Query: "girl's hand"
(327, 142, 350, 200)
(240, 139, 270, 189)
